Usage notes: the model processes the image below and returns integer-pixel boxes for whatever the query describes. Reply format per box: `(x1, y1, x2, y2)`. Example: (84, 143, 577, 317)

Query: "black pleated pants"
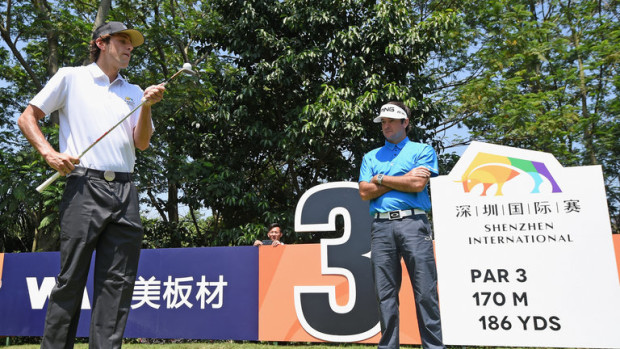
(41, 172, 143, 349)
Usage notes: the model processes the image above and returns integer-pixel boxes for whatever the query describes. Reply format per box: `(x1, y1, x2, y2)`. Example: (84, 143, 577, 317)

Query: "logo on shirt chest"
(124, 96, 137, 108)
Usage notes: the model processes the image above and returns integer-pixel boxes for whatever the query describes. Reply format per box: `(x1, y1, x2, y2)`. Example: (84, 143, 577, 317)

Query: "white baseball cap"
(373, 104, 408, 123)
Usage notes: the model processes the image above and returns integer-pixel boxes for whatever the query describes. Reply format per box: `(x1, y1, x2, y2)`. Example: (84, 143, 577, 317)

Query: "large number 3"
(294, 182, 380, 342)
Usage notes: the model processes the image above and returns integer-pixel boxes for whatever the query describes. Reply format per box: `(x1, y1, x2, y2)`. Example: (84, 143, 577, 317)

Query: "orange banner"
(258, 244, 421, 344)
(614, 234, 620, 282)
(259, 236, 620, 343)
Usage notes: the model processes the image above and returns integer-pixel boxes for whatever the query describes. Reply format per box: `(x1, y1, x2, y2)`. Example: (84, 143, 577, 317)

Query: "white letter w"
(26, 277, 91, 310)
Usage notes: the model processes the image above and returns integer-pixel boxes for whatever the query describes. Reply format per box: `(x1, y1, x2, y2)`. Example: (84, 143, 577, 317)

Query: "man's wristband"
(377, 173, 384, 185)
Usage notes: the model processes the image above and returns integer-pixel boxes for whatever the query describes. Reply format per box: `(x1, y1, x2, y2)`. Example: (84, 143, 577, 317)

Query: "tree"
(0, 0, 106, 251)
(435, 0, 620, 232)
(181, 0, 458, 244)
(0, 0, 220, 250)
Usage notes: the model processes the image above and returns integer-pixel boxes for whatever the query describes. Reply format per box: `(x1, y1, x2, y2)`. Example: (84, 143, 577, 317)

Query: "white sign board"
(431, 141, 620, 348)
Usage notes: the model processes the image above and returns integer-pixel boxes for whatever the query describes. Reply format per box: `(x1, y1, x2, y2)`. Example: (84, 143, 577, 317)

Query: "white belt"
(374, 209, 426, 220)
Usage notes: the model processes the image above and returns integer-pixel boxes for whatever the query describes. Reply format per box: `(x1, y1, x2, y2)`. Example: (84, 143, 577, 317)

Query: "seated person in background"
(254, 223, 285, 247)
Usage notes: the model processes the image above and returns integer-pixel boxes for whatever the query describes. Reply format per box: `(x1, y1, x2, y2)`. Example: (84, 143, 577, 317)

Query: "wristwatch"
(377, 173, 384, 185)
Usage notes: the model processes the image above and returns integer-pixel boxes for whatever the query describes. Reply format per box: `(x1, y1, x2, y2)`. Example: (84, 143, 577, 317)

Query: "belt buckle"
(103, 170, 115, 181)
(388, 211, 401, 220)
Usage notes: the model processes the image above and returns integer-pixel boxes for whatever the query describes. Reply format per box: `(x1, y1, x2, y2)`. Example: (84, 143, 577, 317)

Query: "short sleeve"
(417, 145, 439, 177)
(29, 68, 71, 116)
(358, 154, 374, 183)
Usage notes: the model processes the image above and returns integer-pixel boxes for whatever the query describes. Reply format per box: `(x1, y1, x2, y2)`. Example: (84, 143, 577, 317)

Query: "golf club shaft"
(36, 66, 193, 193)
(36, 172, 61, 193)
(35, 99, 146, 193)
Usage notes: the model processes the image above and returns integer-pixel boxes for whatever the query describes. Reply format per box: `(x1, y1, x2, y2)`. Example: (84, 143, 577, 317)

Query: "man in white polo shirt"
(17, 21, 165, 348)
(358, 101, 445, 349)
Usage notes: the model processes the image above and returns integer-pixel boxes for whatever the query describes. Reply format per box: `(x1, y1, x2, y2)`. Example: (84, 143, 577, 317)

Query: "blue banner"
(0, 247, 258, 340)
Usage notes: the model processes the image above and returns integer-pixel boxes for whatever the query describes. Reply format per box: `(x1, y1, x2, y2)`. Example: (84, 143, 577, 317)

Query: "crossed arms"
(359, 166, 431, 201)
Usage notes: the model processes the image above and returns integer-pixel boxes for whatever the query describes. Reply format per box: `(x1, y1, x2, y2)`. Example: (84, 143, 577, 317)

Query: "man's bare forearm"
(17, 105, 55, 157)
(359, 167, 431, 201)
(379, 173, 429, 193)
(133, 104, 153, 151)
(359, 181, 391, 200)
(18, 104, 79, 174)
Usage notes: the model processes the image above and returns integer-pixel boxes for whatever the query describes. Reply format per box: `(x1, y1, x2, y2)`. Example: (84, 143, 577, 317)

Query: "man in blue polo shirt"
(359, 101, 445, 349)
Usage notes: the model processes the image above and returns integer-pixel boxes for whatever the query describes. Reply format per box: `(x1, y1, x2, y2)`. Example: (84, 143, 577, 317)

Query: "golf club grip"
(36, 172, 61, 193)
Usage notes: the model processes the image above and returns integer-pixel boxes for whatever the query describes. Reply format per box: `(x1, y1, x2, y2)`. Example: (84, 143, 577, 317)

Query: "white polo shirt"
(30, 63, 148, 173)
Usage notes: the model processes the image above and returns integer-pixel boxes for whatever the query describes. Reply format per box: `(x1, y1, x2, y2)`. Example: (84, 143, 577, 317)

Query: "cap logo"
(374, 104, 408, 122)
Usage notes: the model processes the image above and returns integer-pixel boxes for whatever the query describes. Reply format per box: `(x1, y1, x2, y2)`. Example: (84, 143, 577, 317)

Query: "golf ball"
(183, 63, 192, 70)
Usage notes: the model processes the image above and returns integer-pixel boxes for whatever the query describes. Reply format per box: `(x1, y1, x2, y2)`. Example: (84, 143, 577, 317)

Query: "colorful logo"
(125, 96, 136, 108)
(458, 152, 562, 196)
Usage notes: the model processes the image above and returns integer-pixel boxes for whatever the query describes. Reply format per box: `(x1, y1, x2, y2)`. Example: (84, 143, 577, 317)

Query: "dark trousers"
(371, 214, 445, 349)
(41, 174, 143, 349)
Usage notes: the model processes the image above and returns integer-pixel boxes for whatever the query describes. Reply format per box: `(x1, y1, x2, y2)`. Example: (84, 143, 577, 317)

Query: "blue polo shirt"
(359, 138, 438, 215)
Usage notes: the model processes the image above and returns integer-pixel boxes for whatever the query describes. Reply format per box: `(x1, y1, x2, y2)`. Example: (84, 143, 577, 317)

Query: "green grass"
(0, 338, 576, 349)
(0, 342, 572, 349)
(2, 342, 382, 349)
(5, 342, 249, 349)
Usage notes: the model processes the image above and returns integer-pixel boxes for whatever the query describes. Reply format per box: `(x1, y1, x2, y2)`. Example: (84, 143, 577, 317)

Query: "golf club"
(36, 64, 197, 193)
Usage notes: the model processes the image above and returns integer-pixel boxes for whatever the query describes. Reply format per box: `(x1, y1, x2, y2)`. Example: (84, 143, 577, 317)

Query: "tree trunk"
(93, 0, 112, 33)
(84, 0, 112, 66)
(168, 182, 179, 223)
(571, 28, 598, 166)
(562, 1, 598, 166)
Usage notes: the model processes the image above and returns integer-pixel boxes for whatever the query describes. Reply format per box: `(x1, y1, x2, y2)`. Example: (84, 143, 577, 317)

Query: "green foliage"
(185, 0, 456, 243)
(435, 0, 620, 232)
(2, 0, 616, 252)
(0, 122, 62, 252)
(0, 0, 102, 251)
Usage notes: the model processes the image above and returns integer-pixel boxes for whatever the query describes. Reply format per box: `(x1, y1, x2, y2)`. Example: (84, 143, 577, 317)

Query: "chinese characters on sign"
(455, 199, 581, 218)
(132, 275, 228, 310)
(431, 141, 620, 349)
